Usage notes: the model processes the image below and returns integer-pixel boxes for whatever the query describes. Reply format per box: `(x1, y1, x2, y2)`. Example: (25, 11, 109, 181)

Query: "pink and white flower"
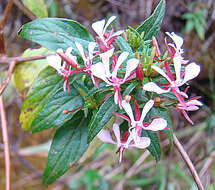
(117, 100, 167, 133)
(46, 47, 79, 93)
(97, 121, 150, 162)
(166, 32, 188, 65)
(92, 16, 123, 51)
(143, 62, 200, 98)
(75, 42, 97, 84)
(91, 48, 139, 108)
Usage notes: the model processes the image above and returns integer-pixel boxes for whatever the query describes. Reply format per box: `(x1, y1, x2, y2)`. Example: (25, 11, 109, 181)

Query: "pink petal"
(112, 52, 129, 78)
(182, 62, 200, 84)
(114, 90, 119, 105)
(143, 82, 170, 94)
(121, 100, 135, 123)
(187, 105, 199, 111)
(112, 123, 121, 145)
(97, 129, 116, 144)
(143, 118, 167, 131)
(140, 100, 154, 122)
(92, 19, 106, 38)
(186, 99, 203, 106)
(152, 65, 172, 83)
(123, 58, 139, 82)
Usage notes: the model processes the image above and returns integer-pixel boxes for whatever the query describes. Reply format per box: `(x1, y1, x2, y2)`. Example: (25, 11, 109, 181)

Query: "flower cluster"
(46, 16, 202, 162)
(143, 32, 202, 124)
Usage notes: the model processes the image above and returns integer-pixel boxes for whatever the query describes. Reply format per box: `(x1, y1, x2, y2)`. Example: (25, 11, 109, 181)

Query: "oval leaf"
(18, 18, 94, 53)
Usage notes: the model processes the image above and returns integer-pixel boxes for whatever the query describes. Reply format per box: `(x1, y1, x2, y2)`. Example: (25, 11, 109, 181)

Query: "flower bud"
(124, 95, 131, 102)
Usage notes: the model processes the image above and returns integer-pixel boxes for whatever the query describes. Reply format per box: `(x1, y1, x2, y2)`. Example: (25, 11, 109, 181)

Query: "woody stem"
(173, 133, 204, 190)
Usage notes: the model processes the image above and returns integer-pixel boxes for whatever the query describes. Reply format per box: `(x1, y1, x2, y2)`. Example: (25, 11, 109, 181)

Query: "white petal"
(132, 137, 151, 149)
(91, 62, 110, 84)
(114, 91, 119, 105)
(112, 52, 129, 78)
(75, 42, 87, 62)
(140, 100, 154, 122)
(143, 118, 167, 131)
(88, 42, 97, 60)
(173, 56, 182, 82)
(123, 58, 139, 82)
(99, 48, 114, 77)
(182, 62, 201, 84)
(166, 32, 184, 50)
(152, 65, 172, 83)
(112, 123, 121, 145)
(92, 19, 106, 38)
(103, 16, 116, 33)
(47, 55, 62, 74)
(143, 82, 170, 94)
(121, 100, 135, 123)
(97, 129, 116, 144)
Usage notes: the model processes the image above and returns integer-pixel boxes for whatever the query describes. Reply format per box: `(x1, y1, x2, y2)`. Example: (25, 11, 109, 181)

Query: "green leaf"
(43, 111, 88, 184)
(143, 130, 161, 161)
(136, 0, 166, 40)
(19, 67, 63, 130)
(13, 47, 51, 94)
(31, 84, 84, 133)
(18, 18, 94, 53)
(88, 95, 118, 142)
(23, 0, 48, 18)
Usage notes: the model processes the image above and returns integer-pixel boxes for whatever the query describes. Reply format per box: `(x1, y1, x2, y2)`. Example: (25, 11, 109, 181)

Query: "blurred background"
(0, 0, 215, 189)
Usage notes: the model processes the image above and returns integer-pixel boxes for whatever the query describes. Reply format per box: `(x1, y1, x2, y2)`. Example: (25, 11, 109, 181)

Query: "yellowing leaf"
(23, 0, 48, 18)
(13, 47, 51, 94)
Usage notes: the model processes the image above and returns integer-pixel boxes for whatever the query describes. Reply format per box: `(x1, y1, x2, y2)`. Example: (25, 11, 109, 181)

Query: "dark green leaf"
(122, 81, 139, 97)
(136, 0, 166, 40)
(88, 95, 118, 142)
(31, 84, 84, 133)
(19, 18, 94, 53)
(142, 130, 161, 161)
(43, 112, 88, 184)
(19, 67, 63, 130)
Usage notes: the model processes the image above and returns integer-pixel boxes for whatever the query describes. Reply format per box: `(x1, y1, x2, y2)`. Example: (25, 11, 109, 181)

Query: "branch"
(13, 0, 36, 20)
(0, 0, 13, 30)
(0, 54, 50, 64)
(0, 79, 10, 190)
(0, 61, 16, 96)
(0, 54, 51, 96)
(173, 134, 204, 190)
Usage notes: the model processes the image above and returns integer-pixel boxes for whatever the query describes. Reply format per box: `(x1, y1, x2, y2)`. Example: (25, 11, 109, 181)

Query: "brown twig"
(13, 0, 36, 20)
(173, 133, 205, 190)
(0, 0, 13, 30)
(0, 54, 50, 64)
(0, 54, 51, 96)
(0, 61, 16, 96)
(0, 79, 11, 190)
